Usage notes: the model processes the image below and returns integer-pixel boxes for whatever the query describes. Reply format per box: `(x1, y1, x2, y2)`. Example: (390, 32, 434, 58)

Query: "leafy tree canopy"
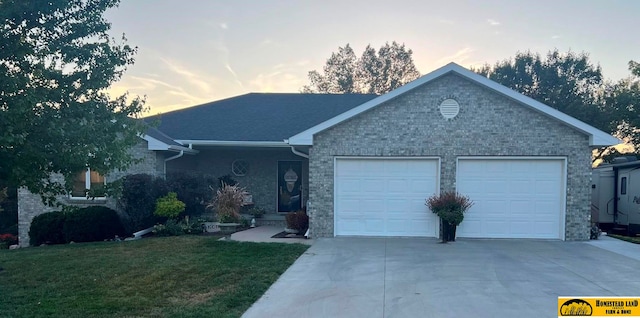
(0, 0, 146, 204)
(474, 50, 606, 129)
(601, 60, 640, 161)
(475, 50, 640, 163)
(302, 42, 421, 94)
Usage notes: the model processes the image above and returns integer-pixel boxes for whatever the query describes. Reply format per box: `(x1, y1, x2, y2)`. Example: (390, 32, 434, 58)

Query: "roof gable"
(287, 62, 620, 147)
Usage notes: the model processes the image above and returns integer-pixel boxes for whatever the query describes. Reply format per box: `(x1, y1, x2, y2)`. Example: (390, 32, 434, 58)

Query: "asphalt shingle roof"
(145, 93, 378, 142)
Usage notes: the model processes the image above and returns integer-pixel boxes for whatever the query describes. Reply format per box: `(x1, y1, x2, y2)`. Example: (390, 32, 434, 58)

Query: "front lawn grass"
(0, 236, 309, 318)
(608, 233, 640, 244)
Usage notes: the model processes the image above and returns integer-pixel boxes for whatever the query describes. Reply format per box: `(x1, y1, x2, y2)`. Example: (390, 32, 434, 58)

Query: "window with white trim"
(71, 168, 106, 198)
(232, 159, 249, 176)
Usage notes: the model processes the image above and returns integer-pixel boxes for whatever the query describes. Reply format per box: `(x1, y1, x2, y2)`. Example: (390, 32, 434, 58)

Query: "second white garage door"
(334, 158, 439, 237)
(456, 158, 565, 239)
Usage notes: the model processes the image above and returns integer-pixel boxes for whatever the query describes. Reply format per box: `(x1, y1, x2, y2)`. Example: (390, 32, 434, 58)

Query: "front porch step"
(241, 214, 286, 228)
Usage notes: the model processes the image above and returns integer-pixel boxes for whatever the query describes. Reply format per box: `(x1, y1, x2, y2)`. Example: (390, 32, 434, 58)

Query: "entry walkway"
(230, 225, 313, 245)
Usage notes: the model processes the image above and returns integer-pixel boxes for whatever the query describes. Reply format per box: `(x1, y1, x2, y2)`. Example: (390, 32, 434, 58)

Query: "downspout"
(290, 146, 309, 159)
(164, 149, 185, 177)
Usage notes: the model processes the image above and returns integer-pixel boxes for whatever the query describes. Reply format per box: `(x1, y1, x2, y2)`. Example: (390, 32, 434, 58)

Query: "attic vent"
(439, 99, 460, 119)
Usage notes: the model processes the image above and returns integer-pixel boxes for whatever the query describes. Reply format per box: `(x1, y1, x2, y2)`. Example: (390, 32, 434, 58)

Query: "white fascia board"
(142, 135, 198, 154)
(287, 62, 621, 147)
(143, 135, 170, 151)
(176, 140, 290, 147)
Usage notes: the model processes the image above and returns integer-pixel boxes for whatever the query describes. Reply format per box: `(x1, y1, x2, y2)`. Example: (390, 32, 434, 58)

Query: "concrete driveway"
(242, 236, 640, 318)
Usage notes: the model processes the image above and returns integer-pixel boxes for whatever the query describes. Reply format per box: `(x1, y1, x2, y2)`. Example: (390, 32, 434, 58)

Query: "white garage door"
(456, 159, 565, 239)
(334, 158, 439, 237)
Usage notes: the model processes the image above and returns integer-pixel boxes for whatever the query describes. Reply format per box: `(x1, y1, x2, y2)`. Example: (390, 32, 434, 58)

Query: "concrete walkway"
(587, 234, 640, 261)
(230, 226, 314, 245)
(242, 236, 640, 318)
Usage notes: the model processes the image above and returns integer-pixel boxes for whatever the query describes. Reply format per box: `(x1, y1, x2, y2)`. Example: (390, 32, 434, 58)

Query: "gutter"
(175, 140, 289, 148)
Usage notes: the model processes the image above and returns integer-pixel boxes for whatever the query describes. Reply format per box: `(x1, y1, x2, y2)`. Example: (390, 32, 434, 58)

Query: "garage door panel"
(362, 179, 384, 192)
(457, 159, 564, 239)
(388, 179, 408, 193)
(335, 158, 439, 237)
(339, 179, 361, 193)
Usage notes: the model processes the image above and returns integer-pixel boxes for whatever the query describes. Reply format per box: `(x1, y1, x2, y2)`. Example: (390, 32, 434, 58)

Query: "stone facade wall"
(166, 147, 309, 215)
(17, 140, 164, 247)
(308, 73, 593, 240)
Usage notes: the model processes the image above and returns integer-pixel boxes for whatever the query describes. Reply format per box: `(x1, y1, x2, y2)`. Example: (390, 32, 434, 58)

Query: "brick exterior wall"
(17, 141, 165, 247)
(308, 73, 593, 240)
(166, 147, 309, 215)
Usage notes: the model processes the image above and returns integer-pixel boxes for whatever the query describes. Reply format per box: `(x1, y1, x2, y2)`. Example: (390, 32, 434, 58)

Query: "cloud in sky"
(160, 58, 212, 93)
(552, 35, 561, 39)
(436, 47, 476, 65)
(219, 22, 228, 29)
(487, 19, 501, 26)
(248, 61, 309, 92)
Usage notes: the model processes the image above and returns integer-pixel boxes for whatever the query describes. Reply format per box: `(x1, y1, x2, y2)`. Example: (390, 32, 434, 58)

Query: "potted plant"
(285, 210, 309, 234)
(426, 191, 473, 242)
(207, 182, 247, 232)
(248, 207, 265, 219)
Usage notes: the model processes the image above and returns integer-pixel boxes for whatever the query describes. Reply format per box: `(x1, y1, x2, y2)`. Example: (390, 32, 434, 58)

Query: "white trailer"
(591, 156, 640, 236)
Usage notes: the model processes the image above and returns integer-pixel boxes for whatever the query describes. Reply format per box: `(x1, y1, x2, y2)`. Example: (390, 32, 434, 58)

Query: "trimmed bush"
(152, 219, 184, 237)
(63, 206, 126, 243)
(166, 172, 216, 218)
(29, 212, 67, 245)
(154, 192, 186, 219)
(118, 174, 168, 233)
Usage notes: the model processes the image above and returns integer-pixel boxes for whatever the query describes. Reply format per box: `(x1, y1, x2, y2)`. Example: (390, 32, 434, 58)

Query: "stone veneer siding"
(308, 73, 593, 240)
(17, 141, 165, 247)
(167, 147, 309, 215)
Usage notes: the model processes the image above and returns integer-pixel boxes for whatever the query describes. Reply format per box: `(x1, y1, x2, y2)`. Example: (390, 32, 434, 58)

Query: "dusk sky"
(104, 0, 640, 115)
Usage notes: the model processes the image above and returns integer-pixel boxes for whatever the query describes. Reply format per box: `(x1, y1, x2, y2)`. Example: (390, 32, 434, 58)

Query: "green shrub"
(154, 192, 186, 219)
(153, 219, 183, 237)
(0, 183, 18, 235)
(248, 207, 265, 218)
(218, 175, 237, 187)
(118, 174, 168, 233)
(166, 172, 216, 218)
(63, 206, 126, 243)
(180, 216, 203, 234)
(0, 233, 17, 249)
(29, 212, 67, 245)
(285, 210, 309, 233)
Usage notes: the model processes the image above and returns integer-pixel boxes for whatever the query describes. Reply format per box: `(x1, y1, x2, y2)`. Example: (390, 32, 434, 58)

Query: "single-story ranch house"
(17, 62, 619, 246)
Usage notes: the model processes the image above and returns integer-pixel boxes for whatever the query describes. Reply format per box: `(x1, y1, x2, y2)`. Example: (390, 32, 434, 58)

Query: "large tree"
(475, 50, 607, 129)
(302, 42, 421, 94)
(0, 0, 146, 204)
(600, 60, 640, 161)
(474, 50, 632, 163)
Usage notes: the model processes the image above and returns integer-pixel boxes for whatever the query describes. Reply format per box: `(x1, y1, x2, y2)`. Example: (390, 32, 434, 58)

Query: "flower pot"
(441, 220, 457, 242)
(284, 227, 299, 234)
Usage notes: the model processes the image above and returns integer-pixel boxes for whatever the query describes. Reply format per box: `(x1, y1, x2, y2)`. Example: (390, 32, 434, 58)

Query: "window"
(232, 159, 249, 176)
(621, 177, 627, 195)
(71, 168, 105, 198)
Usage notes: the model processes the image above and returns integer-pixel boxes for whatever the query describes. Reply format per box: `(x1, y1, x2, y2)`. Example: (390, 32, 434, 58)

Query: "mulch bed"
(271, 231, 306, 239)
